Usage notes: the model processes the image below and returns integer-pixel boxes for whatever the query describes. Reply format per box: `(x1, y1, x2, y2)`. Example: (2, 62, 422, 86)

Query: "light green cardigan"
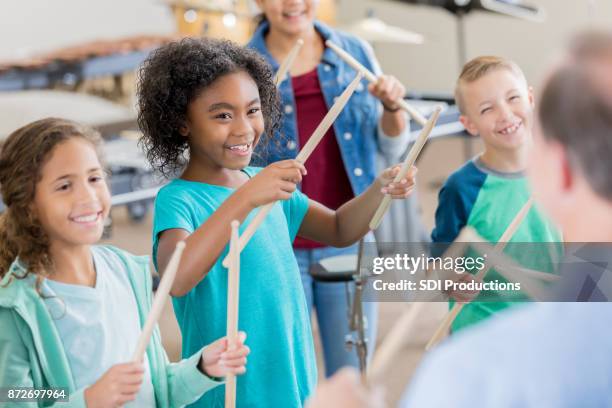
(0, 245, 222, 407)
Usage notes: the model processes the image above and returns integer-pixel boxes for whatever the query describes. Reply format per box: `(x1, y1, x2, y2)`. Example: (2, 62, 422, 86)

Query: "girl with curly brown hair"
(139, 37, 417, 407)
(0, 118, 249, 408)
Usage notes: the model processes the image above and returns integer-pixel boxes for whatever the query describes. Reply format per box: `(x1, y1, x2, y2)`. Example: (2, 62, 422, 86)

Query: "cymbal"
(389, 0, 545, 23)
(480, 0, 545, 23)
(340, 17, 424, 45)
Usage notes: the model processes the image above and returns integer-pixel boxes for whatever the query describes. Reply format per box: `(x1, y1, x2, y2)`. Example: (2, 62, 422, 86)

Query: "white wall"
(336, 0, 612, 92)
(0, 0, 175, 60)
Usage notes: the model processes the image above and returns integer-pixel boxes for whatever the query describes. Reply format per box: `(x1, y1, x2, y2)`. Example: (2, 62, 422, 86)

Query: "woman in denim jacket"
(248, 0, 413, 376)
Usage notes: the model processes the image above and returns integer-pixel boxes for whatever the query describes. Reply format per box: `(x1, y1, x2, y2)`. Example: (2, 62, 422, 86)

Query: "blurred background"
(1, 0, 610, 405)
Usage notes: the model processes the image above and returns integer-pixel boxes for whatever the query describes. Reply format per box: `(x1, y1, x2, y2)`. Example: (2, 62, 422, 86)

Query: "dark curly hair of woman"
(137, 37, 282, 177)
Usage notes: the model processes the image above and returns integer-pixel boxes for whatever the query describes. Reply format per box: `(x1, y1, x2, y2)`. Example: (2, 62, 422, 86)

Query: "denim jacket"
(247, 20, 412, 195)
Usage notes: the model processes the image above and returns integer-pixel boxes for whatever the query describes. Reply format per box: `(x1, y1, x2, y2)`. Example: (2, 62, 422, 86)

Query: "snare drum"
(309, 254, 359, 283)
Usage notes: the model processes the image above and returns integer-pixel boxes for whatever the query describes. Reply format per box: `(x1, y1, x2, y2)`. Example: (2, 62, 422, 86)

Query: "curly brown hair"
(137, 37, 282, 177)
(0, 118, 103, 289)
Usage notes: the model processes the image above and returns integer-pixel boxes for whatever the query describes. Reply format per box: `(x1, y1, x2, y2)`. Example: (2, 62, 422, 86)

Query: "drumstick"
(132, 241, 186, 362)
(225, 220, 240, 408)
(492, 258, 558, 301)
(368, 302, 424, 381)
(425, 198, 534, 350)
(325, 40, 428, 127)
(368, 106, 441, 230)
(367, 227, 478, 380)
(295, 72, 364, 161)
(455, 233, 558, 300)
(274, 39, 304, 86)
(221, 72, 364, 267)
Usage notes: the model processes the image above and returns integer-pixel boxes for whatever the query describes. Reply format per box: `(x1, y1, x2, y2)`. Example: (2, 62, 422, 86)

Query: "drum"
(309, 254, 359, 283)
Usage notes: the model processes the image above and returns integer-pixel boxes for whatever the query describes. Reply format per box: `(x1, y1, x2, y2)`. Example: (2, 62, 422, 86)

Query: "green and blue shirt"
(432, 157, 562, 331)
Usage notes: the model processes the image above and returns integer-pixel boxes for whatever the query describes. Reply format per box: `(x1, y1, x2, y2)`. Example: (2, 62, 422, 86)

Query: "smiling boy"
(431, 56, 561, 331)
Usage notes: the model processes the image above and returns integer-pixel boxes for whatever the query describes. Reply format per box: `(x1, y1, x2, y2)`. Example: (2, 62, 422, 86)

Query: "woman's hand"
(368, 75, 406, 112)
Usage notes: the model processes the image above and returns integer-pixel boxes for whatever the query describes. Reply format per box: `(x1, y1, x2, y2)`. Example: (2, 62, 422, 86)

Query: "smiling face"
(459, 68, 534, 153)
(33, 137, 110, 249)
(181, 70, 265, 171)
(256, 0, 318, 35)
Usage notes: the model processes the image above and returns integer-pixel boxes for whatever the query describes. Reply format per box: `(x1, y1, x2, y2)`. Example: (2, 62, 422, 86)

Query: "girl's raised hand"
(200, 331, 250, 378)
(378, 165, 417, 199)
(239, 160, 307, 208)
(84, 362, 144, 408)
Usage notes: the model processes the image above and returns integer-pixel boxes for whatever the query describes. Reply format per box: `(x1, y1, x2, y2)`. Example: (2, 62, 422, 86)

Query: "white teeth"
(284, 11, 302, 17)
(499, 123, 520, 135)
(228, 144, 250, 152)
(73, 214, 98, 223)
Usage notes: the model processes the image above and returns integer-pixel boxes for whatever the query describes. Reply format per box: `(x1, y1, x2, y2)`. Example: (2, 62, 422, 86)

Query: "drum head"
(309, 254, 358, 282)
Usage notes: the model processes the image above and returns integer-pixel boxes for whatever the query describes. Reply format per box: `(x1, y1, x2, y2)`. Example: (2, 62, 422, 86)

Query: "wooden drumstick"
(295, 72, 364, 162)
(325, 40, 428, 127)
(274, 39, 304, 86)
(425, 198, 534, 350)
(369, 106, 441, 230)
(453, 231, 559, 299)
(221, 72, 364, 267)
(367, 227, 478, 379)
(225, 220, 241, 408)
(132, 241, 186, 362)
(368, 302, 424, 381)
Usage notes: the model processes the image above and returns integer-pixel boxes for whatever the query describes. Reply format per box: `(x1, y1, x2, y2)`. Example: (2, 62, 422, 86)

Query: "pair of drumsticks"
(368, 198, 560, 381)
(132, 39, 441, 407)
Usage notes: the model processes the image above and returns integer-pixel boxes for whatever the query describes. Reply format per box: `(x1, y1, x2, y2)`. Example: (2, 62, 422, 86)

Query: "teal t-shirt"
(152, 167, 317, 408)
(432, 157, 562, 332)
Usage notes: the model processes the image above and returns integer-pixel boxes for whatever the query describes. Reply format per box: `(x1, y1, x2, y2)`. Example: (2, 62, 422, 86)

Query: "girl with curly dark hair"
(139, 37, 416, 407)
(0, 118, 248, 408)
(248, 0, 419, 376)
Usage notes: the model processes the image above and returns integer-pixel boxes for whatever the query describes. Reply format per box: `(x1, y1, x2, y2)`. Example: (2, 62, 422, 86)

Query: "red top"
(292, 68, 355, 249)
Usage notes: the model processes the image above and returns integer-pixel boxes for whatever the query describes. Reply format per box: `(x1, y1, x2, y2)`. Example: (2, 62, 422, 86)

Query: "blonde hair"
(455, 56, 527, 114)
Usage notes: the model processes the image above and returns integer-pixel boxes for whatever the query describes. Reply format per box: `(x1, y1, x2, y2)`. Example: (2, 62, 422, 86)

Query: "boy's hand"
(84, 362, 144, 408)
(200, 331, 250, 378)
(368, 75, 406, 112)
(445, 273, 482, 303)
(378, 165, 417, 199)
(306, 368, 386, 408)
(239, 160, 306, 208)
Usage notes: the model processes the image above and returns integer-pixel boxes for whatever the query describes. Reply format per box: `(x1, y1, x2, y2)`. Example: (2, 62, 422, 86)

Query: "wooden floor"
(102, 136, 480, 406)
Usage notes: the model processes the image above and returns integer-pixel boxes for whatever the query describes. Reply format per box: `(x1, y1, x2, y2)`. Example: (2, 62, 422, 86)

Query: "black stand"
(344, 238, 369, 374)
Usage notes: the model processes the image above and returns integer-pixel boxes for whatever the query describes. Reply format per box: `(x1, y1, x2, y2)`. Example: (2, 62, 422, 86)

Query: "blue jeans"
(294, 244, 378, 377)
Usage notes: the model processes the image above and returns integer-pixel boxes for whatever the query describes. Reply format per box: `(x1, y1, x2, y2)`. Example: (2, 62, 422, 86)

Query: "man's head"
(528, 31, 612, 232)
(456, 56, 534, 154)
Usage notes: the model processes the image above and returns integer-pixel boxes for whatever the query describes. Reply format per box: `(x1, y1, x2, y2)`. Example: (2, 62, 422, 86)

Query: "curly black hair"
(137, 37, 282, 177)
